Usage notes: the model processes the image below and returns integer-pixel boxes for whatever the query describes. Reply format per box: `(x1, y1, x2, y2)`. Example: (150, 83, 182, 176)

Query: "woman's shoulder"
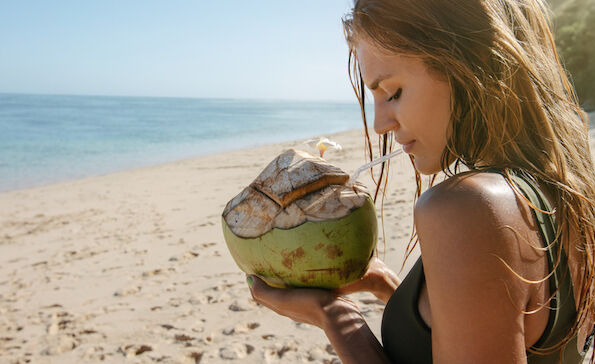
(414, 170, 524, 239)
(414, 170, 541, 255)
(413, 169, 547, 300)
(413, 170, 550, 359)
(416, 170, 512, 211)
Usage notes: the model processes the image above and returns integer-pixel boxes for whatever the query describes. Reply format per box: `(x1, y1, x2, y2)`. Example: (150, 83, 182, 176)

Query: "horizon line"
(0, 91, 363, 104)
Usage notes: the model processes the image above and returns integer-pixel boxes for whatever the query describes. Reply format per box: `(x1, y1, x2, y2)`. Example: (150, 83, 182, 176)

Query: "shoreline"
(0, 94, 364, 194)
(0, 127, 364, 195)
(4, 111, 593, 195)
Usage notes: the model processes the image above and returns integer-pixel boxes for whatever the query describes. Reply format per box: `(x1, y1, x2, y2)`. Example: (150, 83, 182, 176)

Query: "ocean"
(0, 93, 364, 192)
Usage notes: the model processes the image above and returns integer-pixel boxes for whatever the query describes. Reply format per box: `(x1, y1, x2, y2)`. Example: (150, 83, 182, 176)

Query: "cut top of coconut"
(251, 149, 349, 208)
(222, 182, 370, 238)
(222, 149, 373, 238)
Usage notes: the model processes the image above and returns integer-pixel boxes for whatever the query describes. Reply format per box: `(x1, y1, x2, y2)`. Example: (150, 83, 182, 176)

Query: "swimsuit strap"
(505, 171, 583, 362)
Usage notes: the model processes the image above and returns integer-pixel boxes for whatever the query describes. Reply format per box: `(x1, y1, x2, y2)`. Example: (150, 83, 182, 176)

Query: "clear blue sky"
(0, 1, 357, 101)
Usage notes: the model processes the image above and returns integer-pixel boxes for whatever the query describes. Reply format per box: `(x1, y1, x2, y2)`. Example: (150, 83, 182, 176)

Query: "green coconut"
(221, 149, 377, 289)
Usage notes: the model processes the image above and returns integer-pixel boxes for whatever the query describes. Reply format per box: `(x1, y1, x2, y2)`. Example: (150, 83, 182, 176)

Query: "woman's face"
(355, 39, 452, 175)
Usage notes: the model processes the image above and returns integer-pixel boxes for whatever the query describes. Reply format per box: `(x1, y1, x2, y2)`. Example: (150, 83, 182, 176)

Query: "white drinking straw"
(348, 149, 404, 186)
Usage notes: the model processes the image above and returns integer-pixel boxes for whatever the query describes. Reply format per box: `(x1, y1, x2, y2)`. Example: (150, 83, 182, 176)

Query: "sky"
(0, 1, 358, 101)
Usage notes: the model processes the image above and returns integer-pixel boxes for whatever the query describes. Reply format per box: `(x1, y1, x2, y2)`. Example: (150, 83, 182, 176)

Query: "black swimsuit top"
(381, 172, 585, 363)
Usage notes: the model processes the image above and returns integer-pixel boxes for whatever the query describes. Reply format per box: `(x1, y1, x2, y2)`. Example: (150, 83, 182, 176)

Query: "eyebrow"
(368, 73, 392, 91)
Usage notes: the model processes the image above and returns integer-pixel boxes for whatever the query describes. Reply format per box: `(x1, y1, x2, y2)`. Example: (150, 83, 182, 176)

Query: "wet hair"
(343, 0, 595, 357)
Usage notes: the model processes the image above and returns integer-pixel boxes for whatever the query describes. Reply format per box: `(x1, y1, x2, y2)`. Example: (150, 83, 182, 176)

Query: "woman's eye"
(387, 88, 402, 102)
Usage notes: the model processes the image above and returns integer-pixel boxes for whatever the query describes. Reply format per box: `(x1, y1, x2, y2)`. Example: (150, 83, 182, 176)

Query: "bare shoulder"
(415, 171, 516, 222)
(414, 170, 544, 280)
(416, 171, 526, 248)
(414, 171, 548, 362)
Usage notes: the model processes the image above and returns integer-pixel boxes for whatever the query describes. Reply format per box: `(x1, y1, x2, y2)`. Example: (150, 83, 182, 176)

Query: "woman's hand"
(334, 257, 401, 304)
(247, 275, 359, 329)
(246, 257, 400, 328)
(247, 275, 392, 364)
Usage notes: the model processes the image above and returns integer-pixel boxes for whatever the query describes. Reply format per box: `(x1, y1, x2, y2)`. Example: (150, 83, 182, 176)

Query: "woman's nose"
(373, 101, 399, 135)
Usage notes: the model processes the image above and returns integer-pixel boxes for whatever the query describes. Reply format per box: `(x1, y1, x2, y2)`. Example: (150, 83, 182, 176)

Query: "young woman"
(246, 0, 595, 362)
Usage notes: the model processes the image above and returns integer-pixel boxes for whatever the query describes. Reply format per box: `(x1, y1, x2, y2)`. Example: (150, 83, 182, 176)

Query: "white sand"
(1, 126, 593, 364)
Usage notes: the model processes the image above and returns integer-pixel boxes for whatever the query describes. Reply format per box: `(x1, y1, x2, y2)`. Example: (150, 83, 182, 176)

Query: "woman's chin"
(412, 157, 442, 175)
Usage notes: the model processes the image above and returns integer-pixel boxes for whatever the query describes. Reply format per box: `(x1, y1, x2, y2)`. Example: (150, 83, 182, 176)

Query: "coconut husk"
(222, 149, 369, 238)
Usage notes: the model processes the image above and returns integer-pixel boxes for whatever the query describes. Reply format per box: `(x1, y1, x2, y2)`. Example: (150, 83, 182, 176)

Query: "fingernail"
(246, 276, 253, 288)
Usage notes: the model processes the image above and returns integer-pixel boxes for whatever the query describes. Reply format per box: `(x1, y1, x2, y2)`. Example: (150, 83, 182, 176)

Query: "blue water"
(0, 93, 364, 192)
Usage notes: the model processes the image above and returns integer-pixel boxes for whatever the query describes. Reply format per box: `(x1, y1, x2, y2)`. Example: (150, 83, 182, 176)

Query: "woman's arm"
(248, 275, 393, 364)
(322, 297, 393, 364)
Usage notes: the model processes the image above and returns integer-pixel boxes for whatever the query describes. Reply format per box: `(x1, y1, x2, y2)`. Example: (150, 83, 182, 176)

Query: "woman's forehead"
(356, 40, 417, 74)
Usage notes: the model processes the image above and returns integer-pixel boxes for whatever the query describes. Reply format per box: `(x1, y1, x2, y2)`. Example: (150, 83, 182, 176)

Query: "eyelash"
(387, 88, 402, 102)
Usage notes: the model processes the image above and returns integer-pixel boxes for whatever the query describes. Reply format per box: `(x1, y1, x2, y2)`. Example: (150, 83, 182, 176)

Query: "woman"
(247, 0, 595, 362)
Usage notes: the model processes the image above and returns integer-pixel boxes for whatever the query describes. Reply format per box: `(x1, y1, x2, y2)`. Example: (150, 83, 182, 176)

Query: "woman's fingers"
(247, 275, 307, 321)
(333, 258, 383, 296)
(247, 275, 284, 307)
(333, 258, 401, 303)
(245, 274, 337, 328)
(248, 274, 325, 308)
(334, 277, 367, 296)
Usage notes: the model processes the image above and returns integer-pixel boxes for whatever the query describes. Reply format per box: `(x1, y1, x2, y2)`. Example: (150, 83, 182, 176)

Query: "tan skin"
(247, 38, 584, 363)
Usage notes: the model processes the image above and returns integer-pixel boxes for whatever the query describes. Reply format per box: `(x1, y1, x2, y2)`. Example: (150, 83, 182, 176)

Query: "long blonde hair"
(343, 0, 595, 356)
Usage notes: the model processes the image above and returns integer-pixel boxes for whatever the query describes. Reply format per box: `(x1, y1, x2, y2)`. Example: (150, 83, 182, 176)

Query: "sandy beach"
(1, 125, 594, 364)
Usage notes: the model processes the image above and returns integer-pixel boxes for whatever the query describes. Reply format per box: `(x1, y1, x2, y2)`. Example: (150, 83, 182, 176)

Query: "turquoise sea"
(0, 93, 364, 192)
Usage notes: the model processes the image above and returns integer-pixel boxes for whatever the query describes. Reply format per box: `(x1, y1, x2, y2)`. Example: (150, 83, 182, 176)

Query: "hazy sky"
(0, 1, 358, 101)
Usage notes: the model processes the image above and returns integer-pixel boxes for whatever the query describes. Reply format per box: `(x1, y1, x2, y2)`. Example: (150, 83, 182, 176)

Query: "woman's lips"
(402, 140, 415, 153)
